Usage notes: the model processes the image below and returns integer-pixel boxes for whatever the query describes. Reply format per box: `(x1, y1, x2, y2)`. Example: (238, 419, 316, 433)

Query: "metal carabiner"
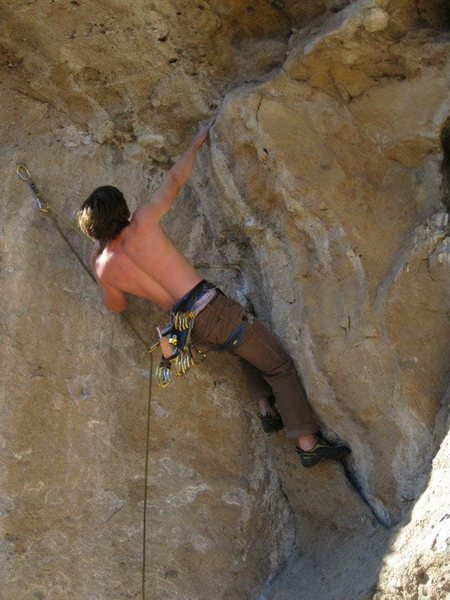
(16, 164, 32, 182)
(16, 164, 50, 212)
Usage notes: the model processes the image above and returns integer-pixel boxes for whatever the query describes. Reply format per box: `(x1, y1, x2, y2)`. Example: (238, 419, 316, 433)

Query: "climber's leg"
(230, 317, 319, 438)
(192, 292, 350, 466)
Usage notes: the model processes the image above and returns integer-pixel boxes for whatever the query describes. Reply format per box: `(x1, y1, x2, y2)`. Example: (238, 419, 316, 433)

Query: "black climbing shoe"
(296, 436, 351, 468)
(260, 412, 284, 433)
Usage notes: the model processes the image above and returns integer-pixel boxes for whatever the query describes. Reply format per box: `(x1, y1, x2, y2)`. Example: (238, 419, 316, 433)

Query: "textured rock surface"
(195, 0, 450, 525)
(1, 147, 297, 599)
(374, 407, 450, 600)
(1, 1, 449, 599)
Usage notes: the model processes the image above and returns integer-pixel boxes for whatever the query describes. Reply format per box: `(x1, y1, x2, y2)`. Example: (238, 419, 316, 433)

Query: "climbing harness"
(155, 281, 253, 387)
(16, 165, 154, 600)
(155, 280, 216, 387)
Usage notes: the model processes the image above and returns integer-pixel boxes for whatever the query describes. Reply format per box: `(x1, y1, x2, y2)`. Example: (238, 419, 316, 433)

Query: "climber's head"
(77, 186, 131, 243)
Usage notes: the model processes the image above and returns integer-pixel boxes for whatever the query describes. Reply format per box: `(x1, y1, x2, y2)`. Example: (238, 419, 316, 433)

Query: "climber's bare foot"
(258, 397, 278, 417)
(298, 433, 316, 451)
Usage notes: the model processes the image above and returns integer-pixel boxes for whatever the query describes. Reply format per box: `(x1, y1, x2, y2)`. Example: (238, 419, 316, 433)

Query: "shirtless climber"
(77, 126, 350, 468)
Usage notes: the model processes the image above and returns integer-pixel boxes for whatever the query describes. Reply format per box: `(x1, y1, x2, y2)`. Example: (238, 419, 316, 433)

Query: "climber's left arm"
(89, 242, 127, 312)
(98, 280, 128, 313)
(89, 241, 103, 271)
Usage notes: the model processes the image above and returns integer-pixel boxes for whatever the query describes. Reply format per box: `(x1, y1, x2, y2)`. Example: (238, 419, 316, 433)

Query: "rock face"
(374, 409, 450, 600)
(1, 1, 449, 599)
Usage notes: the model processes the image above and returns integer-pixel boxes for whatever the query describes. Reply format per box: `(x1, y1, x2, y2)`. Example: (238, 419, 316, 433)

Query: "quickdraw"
(16, 164, 50, 212)
(155, 309, 207, 387)
(174, 310, 195, 331)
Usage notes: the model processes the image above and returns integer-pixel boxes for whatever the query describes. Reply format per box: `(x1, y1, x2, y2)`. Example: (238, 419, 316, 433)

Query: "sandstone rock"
(373, 412, 450, 600)
(362, 8, 389, 32)
(194, 0, 450, 528)
(1, 0, 449, 599)
(1, 141, 303, 599)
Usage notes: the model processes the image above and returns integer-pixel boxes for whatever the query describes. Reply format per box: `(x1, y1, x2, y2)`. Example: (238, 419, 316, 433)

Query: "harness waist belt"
(171, 279, 217, 315)
(191, 288, 217, 315)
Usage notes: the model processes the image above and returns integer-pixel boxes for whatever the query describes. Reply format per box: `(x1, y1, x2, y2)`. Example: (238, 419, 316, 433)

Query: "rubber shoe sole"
(296, 438, 351, 468)
(260, 413, 284, 433)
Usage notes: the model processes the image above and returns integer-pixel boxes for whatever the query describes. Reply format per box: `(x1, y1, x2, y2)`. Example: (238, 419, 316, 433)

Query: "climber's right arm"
(135, 126, 209, 222)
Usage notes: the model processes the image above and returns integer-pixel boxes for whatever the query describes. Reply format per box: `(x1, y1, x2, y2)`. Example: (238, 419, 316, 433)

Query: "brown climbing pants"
(191, 291, 319, 438)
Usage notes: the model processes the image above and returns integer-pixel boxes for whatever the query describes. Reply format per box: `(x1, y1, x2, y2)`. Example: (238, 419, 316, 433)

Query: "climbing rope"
(142, 351, 153, 599)
(16, 164, 154, 600)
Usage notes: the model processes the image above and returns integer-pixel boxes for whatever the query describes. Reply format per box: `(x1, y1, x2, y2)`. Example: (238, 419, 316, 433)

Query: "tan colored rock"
(373, 413, 450, 600)
(0, 144, 296, 599)
(362, 8, 389, 32)
(1, 0, 450, 599)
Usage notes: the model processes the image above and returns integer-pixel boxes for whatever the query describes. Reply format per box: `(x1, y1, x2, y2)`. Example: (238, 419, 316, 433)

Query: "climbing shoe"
(260, 412, 284, 434)
(296, 436, 351, 468)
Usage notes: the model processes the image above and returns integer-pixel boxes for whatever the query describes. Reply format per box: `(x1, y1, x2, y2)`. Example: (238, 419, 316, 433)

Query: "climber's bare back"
(93, 205, 202, 312)
(89, 125, 210, 313)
